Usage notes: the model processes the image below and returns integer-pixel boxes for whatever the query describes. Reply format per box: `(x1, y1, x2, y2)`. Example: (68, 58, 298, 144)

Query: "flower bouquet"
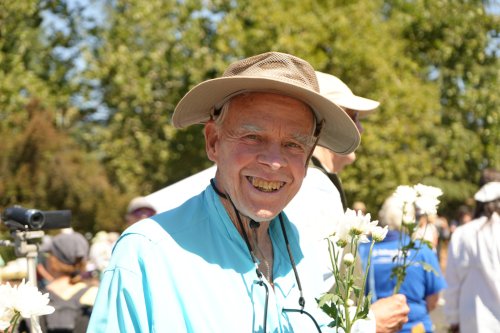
(318, 209, 388, 332)
(0, 279, 54, 333)
(391, 184, 443, 293)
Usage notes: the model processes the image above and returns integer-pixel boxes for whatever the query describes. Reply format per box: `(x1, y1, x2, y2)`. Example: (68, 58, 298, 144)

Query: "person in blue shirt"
(87, 51, 364, 332)
(359, 195, 447, 333)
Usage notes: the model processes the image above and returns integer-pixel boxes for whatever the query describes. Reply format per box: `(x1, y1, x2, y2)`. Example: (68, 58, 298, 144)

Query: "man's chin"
(250, 209, 280, 223)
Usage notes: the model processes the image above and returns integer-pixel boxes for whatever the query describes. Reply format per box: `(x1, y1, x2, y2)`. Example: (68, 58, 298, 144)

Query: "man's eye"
(244, 134, 259, 141)
(284, 142, 301, 149)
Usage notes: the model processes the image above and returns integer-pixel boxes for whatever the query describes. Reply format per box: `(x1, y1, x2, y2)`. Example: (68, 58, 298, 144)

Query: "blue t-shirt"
(359, 230, 447, 333)
(87, 185, 334, 332)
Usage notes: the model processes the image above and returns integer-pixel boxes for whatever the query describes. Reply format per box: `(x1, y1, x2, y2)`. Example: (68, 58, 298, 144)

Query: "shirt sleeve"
(443, 228, 467, 325)
(87, 234, 153, 332)
(422, 247, 447, 296)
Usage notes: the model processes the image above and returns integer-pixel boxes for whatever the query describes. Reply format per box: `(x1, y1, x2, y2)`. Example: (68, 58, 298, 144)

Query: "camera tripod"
(1, 229, 45, 332)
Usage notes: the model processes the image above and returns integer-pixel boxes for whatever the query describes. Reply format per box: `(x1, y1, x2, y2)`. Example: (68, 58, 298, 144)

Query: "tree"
(0, 0, 127, 238)
(381, 0, 499, 214)
(80, 0, 221, 196)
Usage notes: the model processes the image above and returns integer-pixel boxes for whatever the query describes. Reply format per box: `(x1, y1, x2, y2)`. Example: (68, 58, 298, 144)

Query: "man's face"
(332, 108, 362, 173)
(205, 92, 316, 222)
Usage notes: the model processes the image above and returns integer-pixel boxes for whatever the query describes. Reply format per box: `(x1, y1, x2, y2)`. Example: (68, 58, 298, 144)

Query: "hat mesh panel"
(223, 52, 319, 92)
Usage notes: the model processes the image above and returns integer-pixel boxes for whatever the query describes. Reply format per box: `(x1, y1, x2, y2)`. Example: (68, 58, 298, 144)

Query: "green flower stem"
(356, 239, 375, 316)
(343, 237, 358, 333)
(6, 312, 21, 333)
(327, 239, 342, 332)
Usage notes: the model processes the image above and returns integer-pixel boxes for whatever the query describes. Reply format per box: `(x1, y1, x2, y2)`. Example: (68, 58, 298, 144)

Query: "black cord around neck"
(209, 178, 305, 310)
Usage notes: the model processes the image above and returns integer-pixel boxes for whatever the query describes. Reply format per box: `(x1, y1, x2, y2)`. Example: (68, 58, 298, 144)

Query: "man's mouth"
(247, 176, 285, 192)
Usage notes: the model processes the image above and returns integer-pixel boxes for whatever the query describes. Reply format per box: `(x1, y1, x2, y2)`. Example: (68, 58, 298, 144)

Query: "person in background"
(359, 194, 447, 333)
(308, 71, 379, 211)
(287, 71, 409, 333)
(449, 205, 473, 234)
(413, 209, 440, 252)
(124, 196, 156, 228)
(352, 201, 367, 215)
(473, 168, 500, 219)
(444, 181, 500, 333)
(88, 51, 369, 332)
(39, 232, 97, 333)
(87, 231, 120, 278)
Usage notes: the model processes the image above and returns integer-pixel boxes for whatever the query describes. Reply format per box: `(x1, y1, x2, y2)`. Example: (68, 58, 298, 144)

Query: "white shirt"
(444, 212, 500, 333)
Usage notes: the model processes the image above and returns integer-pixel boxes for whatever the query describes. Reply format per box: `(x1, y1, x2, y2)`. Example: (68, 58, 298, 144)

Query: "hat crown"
(474, 181, 500, 202)
(223, 52, 320, 93)
(316, 71, 353, 97)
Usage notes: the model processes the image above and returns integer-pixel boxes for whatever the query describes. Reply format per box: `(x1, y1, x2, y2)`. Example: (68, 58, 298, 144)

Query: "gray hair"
(378, 195, 416, 230)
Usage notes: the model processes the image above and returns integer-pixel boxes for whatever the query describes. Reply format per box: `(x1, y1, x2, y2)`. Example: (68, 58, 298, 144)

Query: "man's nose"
(258, 143, 287, 170)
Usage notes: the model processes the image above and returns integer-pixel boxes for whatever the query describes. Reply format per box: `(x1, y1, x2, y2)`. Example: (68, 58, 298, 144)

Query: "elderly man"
(88, 52, 361, 332)
(145, 70, 410, 333)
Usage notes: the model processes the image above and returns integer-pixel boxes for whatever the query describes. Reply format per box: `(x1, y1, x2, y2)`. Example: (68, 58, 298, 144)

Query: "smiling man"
(87, 52, 360, 332)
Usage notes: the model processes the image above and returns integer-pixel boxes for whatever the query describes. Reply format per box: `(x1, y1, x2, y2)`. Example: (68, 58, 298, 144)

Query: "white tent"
(146, 165, 216, 213)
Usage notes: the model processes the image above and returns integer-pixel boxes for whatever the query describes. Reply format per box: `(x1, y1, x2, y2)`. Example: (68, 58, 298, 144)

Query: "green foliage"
(0, 0, 128, 234)
(81, 0, 218, 196)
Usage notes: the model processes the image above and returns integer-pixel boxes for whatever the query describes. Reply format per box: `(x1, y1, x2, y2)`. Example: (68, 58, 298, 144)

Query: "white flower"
(414, 183, 443, 199)
(371, 225, 388, 242)
(0, 280, 54, 331)
(345, 209, 377, 238)
(330, 215, 351, 247)
(414, 184, 442, 215)
(343, 253, 355, 266)
(13, 280, 54, 318)
(0, 307, 15, 330)
(402, 211, 416, 226)
(393, 185, 417, 205)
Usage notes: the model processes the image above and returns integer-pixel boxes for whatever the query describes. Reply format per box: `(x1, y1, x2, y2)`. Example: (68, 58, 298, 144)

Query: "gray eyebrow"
(239, 124, 315, 147)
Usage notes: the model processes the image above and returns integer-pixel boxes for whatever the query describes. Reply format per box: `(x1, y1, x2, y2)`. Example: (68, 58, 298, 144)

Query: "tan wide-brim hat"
(172, 52, 360, 155)
(315, 71, 380, 118)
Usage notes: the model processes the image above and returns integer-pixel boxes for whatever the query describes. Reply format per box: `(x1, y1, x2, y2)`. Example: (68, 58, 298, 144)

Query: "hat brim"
(328, 94, 380, 117)
(172, 77, 360, 154)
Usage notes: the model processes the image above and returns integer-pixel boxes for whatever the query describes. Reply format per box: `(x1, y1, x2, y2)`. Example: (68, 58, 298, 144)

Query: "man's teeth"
(249, 177, 284, 192)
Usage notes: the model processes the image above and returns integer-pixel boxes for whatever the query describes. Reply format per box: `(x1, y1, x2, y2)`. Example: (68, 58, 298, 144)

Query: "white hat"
(315, 71, 380, 117)
(172, 52, 360, 155)
(127, 196, 156, 214)
(474, 182, 500, 202)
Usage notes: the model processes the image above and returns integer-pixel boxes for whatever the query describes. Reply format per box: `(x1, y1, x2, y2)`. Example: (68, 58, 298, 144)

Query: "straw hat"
(315, 71, 380, 117)
(172, 52, 360, 154)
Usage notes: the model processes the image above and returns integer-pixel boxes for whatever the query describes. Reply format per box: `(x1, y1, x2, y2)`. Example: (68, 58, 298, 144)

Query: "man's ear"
(204, 120, 218, 162)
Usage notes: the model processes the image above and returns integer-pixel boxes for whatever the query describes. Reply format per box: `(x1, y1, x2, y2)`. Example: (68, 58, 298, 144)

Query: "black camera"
(2, 206, 71, 230)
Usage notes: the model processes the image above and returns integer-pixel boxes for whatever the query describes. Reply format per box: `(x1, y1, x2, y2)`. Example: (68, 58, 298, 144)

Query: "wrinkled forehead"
(216, 91, 319, 137)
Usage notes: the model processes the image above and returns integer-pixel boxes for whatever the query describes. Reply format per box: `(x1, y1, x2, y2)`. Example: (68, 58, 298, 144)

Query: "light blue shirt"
(87, 185, 332, 332)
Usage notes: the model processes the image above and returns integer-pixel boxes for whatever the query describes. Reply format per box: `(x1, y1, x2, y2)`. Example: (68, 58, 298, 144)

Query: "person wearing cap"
(124, 196, 157, 228)
(444, 181, 500, 333)
(286, 72, 410, 333)
(39, 232, 97, 333)
(88, 52, 364, 332)
(309, 71, 380, 211)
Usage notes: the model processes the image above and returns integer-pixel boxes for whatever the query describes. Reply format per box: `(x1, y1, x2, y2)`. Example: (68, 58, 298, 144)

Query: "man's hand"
(370, 294, 410, 333)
